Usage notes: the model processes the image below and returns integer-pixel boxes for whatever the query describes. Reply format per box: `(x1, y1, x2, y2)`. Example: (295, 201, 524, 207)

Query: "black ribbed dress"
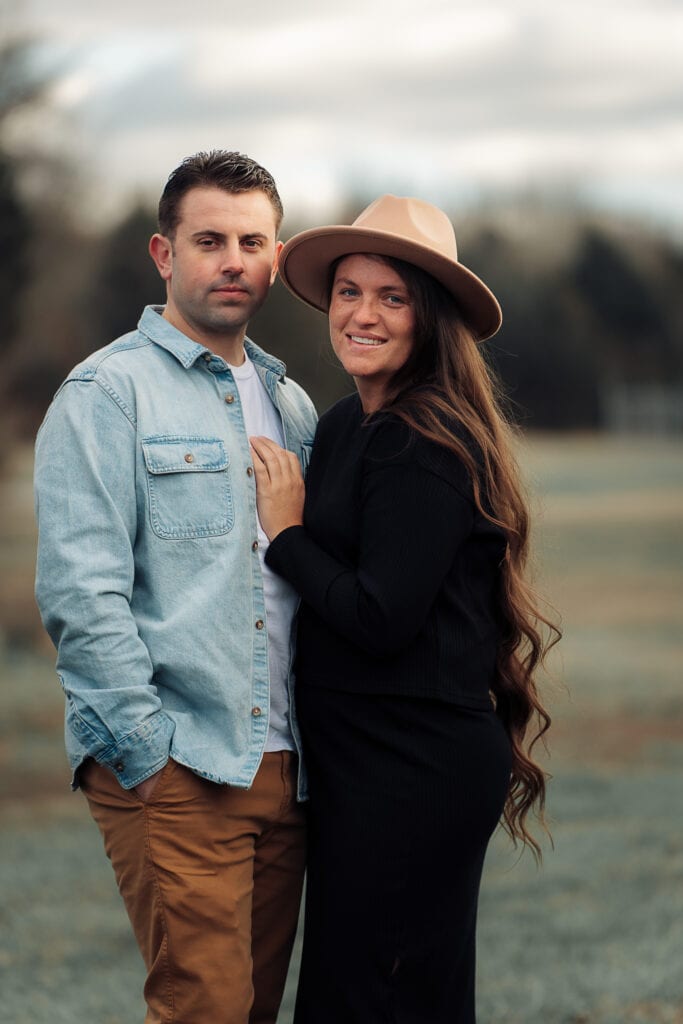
(265, 394, 513, 1024)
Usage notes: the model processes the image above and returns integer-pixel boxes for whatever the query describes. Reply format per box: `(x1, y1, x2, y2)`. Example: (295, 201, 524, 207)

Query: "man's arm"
(34, 377, 175, 789)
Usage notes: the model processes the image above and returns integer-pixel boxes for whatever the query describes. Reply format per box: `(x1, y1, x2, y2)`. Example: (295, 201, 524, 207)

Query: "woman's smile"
(348, 333, 387, 347)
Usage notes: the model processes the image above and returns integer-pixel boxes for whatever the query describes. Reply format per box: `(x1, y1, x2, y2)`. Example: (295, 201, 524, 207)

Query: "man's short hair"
(158, 150, 284, 238)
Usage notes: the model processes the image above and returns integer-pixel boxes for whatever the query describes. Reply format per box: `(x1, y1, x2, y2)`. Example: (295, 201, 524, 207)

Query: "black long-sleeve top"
(265, 394, 508, 709)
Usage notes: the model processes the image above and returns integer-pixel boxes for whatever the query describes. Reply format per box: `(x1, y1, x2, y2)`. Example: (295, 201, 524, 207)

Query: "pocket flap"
(142, 436, 229, 474)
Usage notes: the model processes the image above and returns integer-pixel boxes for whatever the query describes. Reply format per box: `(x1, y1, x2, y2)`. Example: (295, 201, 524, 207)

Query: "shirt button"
(255, 619, 264, 630)
(225, 394, 235, 404)
(115, 762, 124, 772)
(246, 466, 254, 477)
(203, 353, 211, 362)
(184, 453, 194, 463)
(252, 541, 259, 552)
(252, 707, 262, 717)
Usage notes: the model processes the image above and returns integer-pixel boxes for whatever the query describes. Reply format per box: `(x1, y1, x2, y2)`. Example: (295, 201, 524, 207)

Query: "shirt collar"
(137, 305, 286, 380)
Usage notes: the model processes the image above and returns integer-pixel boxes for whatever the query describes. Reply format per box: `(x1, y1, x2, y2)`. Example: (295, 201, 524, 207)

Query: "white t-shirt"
(228, 352, 297, 752)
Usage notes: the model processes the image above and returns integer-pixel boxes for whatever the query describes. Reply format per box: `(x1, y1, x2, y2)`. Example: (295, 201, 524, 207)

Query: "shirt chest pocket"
(141, 436, 234, 539)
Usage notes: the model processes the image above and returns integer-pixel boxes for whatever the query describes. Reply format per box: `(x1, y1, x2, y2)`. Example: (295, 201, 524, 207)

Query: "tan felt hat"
(278, 194, 502, 341)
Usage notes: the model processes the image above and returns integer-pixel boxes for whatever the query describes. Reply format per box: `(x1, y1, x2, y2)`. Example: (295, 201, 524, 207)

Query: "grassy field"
(1, 435, 682, 1024)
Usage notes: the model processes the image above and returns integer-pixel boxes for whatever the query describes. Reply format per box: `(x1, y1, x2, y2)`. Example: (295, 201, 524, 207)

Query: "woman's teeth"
(350, 335, 385, 346)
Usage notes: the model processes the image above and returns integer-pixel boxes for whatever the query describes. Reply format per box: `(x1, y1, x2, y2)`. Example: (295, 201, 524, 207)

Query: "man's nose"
(220, 241, 245, 275)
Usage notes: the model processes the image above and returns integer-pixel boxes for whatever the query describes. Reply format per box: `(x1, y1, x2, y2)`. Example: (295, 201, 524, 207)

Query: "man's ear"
(270, 240, 284, 285)
(149, 234, 173, 281)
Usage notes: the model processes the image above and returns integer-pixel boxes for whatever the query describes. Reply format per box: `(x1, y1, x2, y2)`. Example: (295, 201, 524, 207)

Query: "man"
(34, 151, 317, 1024)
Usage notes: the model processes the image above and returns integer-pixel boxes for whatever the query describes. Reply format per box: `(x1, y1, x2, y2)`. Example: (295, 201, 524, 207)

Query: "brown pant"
(81, 753, 306, 1024)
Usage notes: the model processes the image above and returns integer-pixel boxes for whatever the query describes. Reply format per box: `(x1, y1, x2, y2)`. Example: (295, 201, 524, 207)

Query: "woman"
(250, 195, 558, 1023)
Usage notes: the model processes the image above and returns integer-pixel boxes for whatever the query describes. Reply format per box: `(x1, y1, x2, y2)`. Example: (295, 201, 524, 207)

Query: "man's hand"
(249, 436, 305, 541)
(134, 767, 165, 802)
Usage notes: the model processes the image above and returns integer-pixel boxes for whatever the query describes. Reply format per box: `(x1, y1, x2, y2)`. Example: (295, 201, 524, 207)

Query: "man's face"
(150, 186, 282, 351)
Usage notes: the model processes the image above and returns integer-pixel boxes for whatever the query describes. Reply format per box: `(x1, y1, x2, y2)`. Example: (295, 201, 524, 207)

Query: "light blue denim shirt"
(34, 306, 317, 798)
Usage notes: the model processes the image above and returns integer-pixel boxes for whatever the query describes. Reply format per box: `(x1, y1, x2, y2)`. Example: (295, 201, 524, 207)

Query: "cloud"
(10, 0, 683, 229)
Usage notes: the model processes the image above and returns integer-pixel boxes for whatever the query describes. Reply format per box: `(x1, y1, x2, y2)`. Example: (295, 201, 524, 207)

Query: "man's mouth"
(349, 334, 386, 347)
(214, 285, 249, 296)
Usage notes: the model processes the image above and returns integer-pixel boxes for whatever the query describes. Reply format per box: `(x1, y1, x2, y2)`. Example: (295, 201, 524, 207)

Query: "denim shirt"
(34, 306, 317, 798)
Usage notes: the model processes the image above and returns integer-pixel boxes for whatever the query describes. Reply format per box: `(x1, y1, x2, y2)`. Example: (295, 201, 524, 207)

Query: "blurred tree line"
(2, 37, 682, 442)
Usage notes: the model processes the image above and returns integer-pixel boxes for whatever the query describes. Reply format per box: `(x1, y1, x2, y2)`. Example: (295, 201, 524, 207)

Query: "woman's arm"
(252, 433, 475, 657)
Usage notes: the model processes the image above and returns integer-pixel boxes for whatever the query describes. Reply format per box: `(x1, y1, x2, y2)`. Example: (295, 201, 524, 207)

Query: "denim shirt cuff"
(98, 710, 176, 789)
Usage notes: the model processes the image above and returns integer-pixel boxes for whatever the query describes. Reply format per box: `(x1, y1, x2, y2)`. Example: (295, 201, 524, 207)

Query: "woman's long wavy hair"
(334, 253, 560, 858)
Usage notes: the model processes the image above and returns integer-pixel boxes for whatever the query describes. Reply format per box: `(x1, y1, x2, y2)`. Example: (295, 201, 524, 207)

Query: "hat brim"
(278, 225, 502, 341)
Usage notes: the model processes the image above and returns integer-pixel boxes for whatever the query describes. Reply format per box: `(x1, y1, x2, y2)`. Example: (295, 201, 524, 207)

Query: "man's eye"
(243, 239, 261, 249)
(198, 238, 217, 248)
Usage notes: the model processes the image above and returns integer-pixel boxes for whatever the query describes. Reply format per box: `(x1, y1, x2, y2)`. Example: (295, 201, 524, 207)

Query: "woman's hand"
(249, 436, 305, 541)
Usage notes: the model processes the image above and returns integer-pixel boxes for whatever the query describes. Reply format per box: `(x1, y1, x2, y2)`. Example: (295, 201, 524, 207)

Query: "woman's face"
(329, 254, 416, 407)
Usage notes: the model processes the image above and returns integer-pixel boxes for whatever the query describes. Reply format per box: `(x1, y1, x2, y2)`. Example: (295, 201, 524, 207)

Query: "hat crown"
(352, 195, 459, 263)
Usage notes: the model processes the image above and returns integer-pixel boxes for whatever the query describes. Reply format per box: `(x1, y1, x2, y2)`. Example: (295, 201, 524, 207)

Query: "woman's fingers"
(250, 435, 281, 453)
(250, 436, 287, 459)
(250, 436, 302, 483)
(248, 437, 305, 541)
(250, 438, 281, 484)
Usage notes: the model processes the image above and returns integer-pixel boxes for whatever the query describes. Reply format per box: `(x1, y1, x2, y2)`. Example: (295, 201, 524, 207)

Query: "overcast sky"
(8, 0, 683, 233)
